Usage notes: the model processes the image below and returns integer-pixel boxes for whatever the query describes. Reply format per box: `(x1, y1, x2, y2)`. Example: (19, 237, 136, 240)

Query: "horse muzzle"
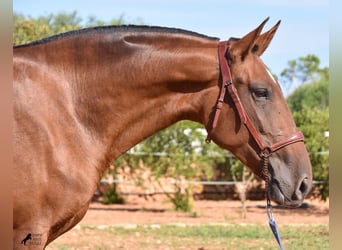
(268, 175, 312, 208)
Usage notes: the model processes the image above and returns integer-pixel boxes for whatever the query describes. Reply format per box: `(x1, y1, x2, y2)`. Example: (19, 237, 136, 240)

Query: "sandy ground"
(47, 198, 328, 249)
(78, 198, 328, 226)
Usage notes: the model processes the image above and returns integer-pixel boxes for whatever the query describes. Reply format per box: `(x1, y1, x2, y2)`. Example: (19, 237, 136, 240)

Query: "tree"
(280, 54, 329, 95)
(287, 80, 329, 112)
(13, 12, 83, 45)
(13, 11, 132, 46)
(287, 78, 329, 200)
(281, 54, 329, 200)
(230, 159, 254, 217)
(113, 121, 228, 211)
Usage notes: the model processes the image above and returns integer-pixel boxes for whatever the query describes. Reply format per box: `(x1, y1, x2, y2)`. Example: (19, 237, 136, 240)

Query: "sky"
(13, 0, 329, 95)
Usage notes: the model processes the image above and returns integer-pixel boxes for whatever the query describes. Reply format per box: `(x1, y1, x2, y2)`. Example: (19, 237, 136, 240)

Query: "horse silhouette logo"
(21, 233, 32, 245)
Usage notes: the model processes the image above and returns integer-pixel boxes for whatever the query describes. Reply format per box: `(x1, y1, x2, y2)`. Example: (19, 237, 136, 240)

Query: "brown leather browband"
(206, 41, 304, 158)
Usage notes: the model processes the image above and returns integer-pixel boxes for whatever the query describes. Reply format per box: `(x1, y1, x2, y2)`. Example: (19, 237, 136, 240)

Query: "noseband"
(206, 41, 304, 183)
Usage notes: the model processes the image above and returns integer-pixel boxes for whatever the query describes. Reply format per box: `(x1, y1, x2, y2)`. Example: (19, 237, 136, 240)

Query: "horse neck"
(50, 32, 219, 161)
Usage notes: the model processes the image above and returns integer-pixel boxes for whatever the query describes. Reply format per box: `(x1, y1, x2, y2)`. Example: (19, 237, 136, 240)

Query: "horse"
(13, 18, 312, 249)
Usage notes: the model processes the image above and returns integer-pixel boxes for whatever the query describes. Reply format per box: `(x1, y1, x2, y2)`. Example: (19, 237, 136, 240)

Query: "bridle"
(206, 41, 304, 182)
(206, 41, 305, 249)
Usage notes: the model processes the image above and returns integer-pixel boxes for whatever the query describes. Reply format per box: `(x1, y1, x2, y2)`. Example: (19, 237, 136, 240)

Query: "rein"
(206, 41, 305, 250)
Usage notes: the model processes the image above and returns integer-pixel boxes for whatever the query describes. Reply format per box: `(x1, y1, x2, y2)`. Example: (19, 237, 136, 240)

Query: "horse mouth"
(268, 179, 304, 208)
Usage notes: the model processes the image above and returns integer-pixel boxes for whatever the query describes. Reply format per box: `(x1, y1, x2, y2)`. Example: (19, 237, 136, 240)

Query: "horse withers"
(13, 18, 312, 248)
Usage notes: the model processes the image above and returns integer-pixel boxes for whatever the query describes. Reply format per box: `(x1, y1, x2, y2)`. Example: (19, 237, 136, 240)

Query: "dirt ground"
(48, 198, 328, 249)
(78, 198, 328, 226)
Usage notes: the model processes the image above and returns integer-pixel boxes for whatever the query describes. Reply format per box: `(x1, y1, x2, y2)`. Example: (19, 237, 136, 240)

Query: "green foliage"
(13, 11, 82, 45)
(285, 54, 329, 200)
(166, 186, 193, 212)
(287, 80, 329, 112)
(293, 106, 329, 200)
(281, 54, 328, 86)
(114, 121, 227, 212)
(13, 11, 131, 46)
(50, 224, 329, 249)
(230, 158, 245, 181)
(102, 184, 125, 205)
(133, 121, 226, 180)
(287, 80, 329, 200)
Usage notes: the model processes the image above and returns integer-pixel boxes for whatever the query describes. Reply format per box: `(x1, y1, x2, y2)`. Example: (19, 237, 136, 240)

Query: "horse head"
(207, 18, 312, 208)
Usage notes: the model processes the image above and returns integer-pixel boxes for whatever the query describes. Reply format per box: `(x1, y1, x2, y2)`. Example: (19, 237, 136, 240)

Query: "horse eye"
(253, 88, 269, 99)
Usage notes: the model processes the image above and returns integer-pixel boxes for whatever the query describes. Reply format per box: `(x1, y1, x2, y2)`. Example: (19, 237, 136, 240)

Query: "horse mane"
(13, 25, 219, 48)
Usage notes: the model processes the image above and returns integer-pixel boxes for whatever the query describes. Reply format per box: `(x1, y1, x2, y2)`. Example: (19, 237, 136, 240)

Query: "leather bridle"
(206, 40, 298, 250)
(206, 41, 305, 183)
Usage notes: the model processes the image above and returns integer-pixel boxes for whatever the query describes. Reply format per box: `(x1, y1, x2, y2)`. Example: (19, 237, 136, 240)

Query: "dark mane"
(14, 25, 219, 48)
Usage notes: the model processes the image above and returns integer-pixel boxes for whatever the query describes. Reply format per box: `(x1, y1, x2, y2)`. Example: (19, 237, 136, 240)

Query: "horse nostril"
(292, 177, 311, 201)
(299, 177, 310, 196)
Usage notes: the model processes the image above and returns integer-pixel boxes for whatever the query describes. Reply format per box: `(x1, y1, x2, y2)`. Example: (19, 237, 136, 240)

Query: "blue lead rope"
(266, 201, 285, 250)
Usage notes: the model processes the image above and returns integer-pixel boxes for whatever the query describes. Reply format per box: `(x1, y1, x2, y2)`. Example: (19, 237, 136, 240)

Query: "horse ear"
(229, 17, 269, 60)
(252, 20, 281, 57)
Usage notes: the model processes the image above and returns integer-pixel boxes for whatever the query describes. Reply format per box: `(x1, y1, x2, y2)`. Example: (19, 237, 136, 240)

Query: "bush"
(102, 184, 125, 205)
(166, 186, 193, 212)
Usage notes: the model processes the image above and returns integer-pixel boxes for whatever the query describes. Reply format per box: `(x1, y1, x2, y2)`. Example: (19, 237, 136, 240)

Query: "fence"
(98, 150, 328, 200)
(98, 178, 326, 199)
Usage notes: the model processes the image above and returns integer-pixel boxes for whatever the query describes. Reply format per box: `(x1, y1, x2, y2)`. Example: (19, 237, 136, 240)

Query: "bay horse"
(13, 18, 312, 249)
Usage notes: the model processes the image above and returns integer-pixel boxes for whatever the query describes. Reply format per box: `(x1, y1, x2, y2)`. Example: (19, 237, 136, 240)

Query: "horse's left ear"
(252, 20, 281, 57)
(228, 17, 269, 61)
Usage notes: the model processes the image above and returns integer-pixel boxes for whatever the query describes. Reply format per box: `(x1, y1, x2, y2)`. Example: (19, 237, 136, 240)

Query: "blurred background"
(13, 1, 329, 249)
